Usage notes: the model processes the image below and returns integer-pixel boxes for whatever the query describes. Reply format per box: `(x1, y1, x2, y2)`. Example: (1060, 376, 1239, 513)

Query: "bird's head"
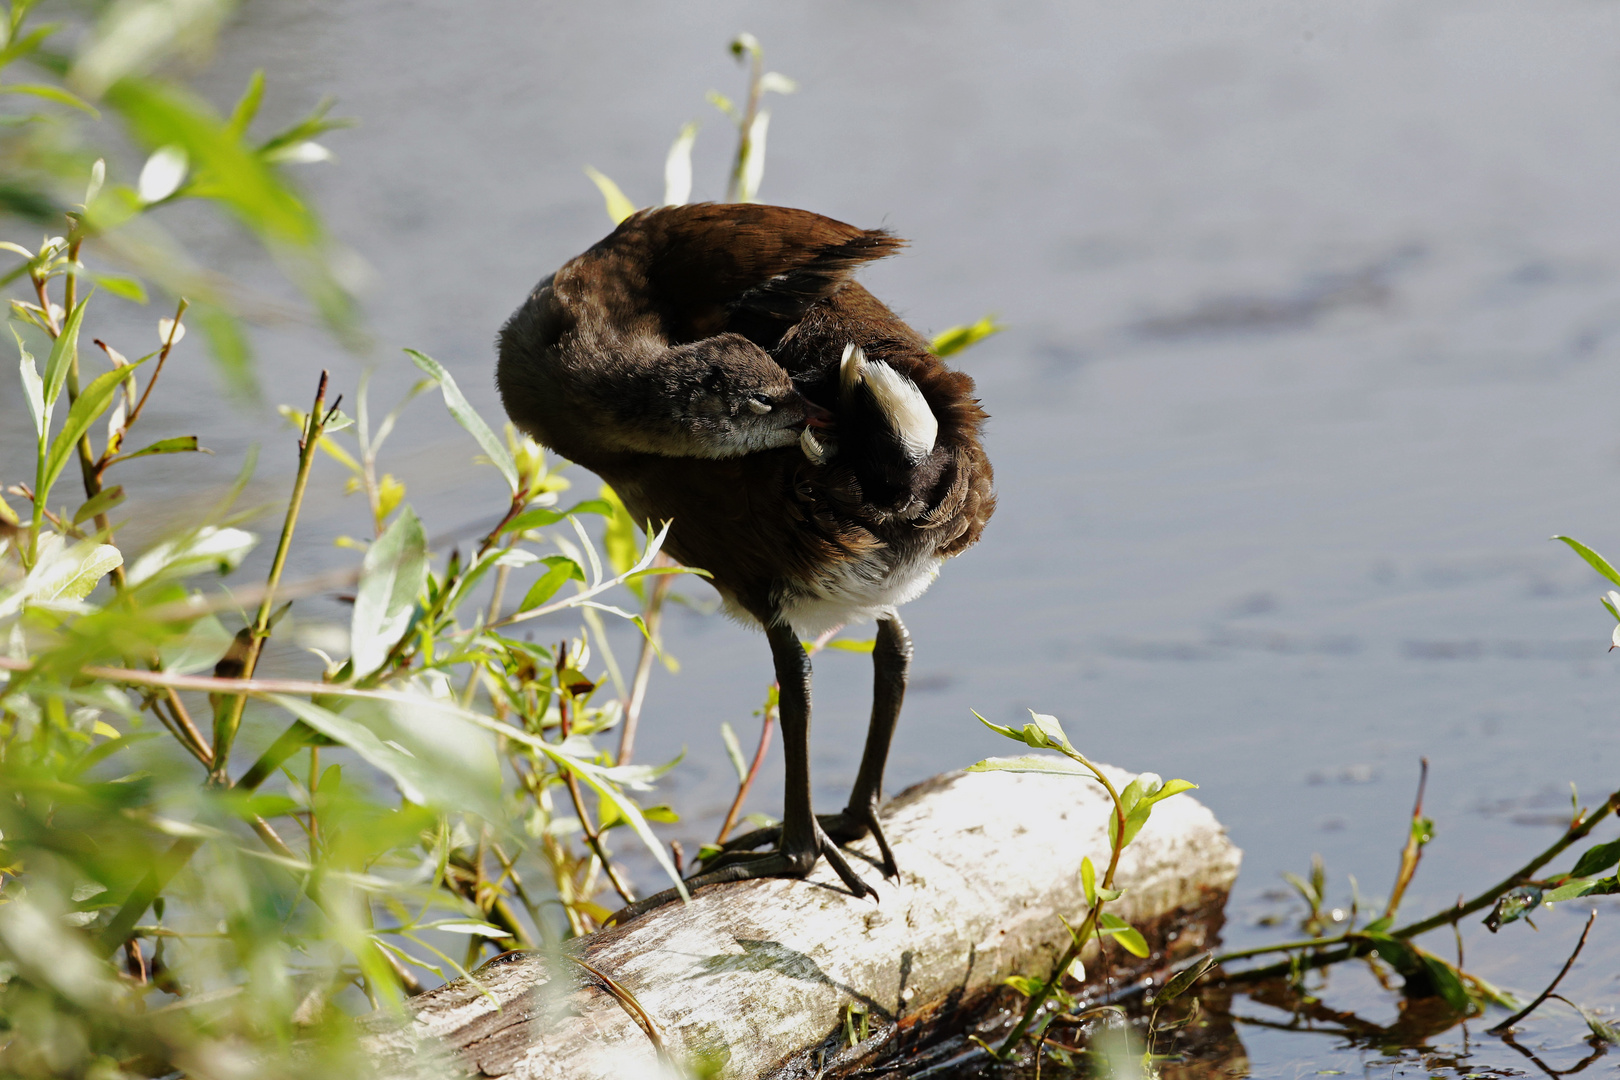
(672, 338, 825, 458)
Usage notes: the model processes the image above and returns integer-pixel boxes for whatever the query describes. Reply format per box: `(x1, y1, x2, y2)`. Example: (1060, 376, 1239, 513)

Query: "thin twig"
(117, 298, 189, 441)
(571, 955, 669, 1060)
(1218, 787, 1620, 976)
(1487, 910, 1596, 1034)
(210, 372, 331, 783)
(555, 666, 636, 907)
(715, 691, 776, 844)
(1384, 758, 1430, 921)
(616, 556, 672, 766)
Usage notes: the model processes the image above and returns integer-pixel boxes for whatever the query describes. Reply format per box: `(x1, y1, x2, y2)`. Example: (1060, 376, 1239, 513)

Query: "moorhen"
(496, 203, 994, 912)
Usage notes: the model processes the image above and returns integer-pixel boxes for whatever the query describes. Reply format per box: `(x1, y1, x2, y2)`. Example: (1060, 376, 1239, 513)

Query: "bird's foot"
(712, 801, 898, 880)
(609, 818, 876, 924)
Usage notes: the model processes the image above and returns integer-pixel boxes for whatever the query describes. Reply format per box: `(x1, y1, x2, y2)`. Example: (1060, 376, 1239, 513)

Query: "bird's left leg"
(610, 621, 875, 923)
(711, 615, 910, 878)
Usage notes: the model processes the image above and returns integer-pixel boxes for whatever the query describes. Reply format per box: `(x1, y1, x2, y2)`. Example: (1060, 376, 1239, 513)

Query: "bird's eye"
(746, 394, 773, 415)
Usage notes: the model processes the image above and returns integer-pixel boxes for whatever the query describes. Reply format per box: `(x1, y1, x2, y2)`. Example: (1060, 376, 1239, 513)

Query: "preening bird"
(496, 203, 994, 913)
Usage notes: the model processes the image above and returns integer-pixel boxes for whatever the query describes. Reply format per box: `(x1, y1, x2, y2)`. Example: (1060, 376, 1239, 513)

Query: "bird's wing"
(633, 203, 904, 342)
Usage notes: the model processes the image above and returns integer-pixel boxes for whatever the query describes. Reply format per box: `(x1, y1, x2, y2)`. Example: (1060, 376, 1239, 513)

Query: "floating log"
(361, 765, 1242, 1079)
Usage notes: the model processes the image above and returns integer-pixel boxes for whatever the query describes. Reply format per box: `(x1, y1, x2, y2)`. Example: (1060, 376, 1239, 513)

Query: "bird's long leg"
(710, 615, 910, 879)
(610, 622, 875, 923)
(836, 614, 909, 876)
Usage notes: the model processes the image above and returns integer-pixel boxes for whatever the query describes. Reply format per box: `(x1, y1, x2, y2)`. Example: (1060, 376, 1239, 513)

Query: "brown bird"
(496, 203, 994, 912)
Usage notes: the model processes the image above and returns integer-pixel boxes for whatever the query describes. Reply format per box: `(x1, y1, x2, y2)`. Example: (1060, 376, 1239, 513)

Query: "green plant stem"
(616, 557, 672, 766)
(556, 690, 636, 908)
(210, 372, 330, 784)
(1383, 758, 1429, 921)
(1395, 788, 1616, 939)
(997, 749, 1128, 1056)
(725, 38, 765, 202)
(1218, 788, 1619, 980)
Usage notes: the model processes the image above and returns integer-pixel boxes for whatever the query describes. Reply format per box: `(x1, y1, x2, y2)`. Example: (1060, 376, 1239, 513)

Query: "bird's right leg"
(717, 616, 909, 878)
(609, 622, 875, 923)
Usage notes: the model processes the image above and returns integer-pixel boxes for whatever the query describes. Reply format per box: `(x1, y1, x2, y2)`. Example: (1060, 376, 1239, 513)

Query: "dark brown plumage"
(496, 203, 994, 911)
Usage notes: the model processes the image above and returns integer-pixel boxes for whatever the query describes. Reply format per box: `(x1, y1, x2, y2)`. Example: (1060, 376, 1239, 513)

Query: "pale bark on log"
(361, 765, 1242, 1080)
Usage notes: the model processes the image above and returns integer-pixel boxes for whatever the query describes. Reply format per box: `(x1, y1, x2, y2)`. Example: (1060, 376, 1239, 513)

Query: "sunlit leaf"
(126, 526, 256, 586)
(42, 297, 88, 409)
(584, 165, 636, 224)
(16, 327, 46, 438)
(350, 506, 427, 677)
(719, 721, 748, 783)
(1553, 535, 1620, 589)
(88, 272, 146, 303)
(1569, 837, 1620, 879)
(404, 349, 518, 492)
(931, 314, 1004, 357)
(107, 434, 203, 465)
(43, 355, 153, 497)
(72, 484, 124, 524)
(104, 77, 320, 245)
(662, 121, 697, 206)
(0, 82, 98, 116)
(1097, 912, 1149, 958)
(965, 753, 1092, 778)
(137, 145, 188, 203)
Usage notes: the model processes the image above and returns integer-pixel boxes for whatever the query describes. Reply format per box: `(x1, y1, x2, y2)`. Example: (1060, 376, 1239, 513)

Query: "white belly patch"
(771, 549, 944, 637)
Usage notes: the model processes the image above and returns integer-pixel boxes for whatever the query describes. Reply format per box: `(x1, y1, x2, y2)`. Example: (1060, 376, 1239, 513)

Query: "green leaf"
(0, 82, 97, 116)
(350, 506, 428, 677)
(972, 709, 1025, 743)
(518, 557, 581, 612)
(930, 314, 1004, 358)
(43, 353, 152, 499)
(0, 25, 58, 71)
(0, 536, 123, 617)
(719, 721, 748, 783)
(1080, 855, 1097, 906)
(584, 165, 636, 225)
(104, 78, 319, 245)
(424, 920, 506, 937)
(1360, 930, 1418, 974)
(88, 272, 146, 303)
(598, 483, 641, 577)
(1003, 975, 1046, 998)
(1553, 535, 1620, 589)
(1028, 711, 1072, 750)
(42, 297, 88, 409)
(126, 526, 255, 586)
(1416, 950, 1473, 1013)
(226, 69, 265, 139)
(1570, 838, 1620, 879)
(1142, 778, 1198, 806)
(267, 695, 499, 816)
(1155, 955, 1217, 1004)
(1097, 912, 1150, 958)
(72, 484, 123, 525)
(107, 435, 203, 465)
(404, 349, 518, 492)
(1542, 876, 1619, 903)
(16, 328, 45, 438)
(965, 753, 1093, 778)
(663, 121, 698, 206)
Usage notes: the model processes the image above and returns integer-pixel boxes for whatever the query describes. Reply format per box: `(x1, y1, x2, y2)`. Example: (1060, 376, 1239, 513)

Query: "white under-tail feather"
(839, 343, 937, 464)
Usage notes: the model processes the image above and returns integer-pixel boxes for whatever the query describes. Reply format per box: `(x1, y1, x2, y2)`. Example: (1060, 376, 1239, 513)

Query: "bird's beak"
(802, 400, 835, 429)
